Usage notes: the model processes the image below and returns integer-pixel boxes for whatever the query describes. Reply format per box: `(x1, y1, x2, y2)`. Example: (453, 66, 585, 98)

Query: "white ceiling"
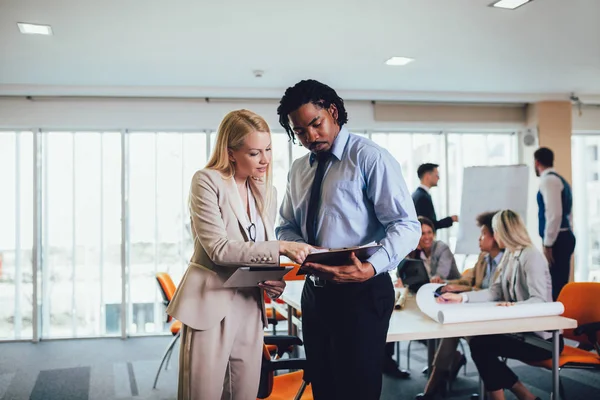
(1, 0, 599, 102)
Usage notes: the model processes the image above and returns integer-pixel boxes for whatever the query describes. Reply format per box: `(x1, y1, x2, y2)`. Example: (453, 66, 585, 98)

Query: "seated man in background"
(416, 210, 504, 399)
(384, 216, 460, 379)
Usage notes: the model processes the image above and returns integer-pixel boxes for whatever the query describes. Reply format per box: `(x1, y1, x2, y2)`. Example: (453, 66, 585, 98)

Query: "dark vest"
(537, 171, 572, 238)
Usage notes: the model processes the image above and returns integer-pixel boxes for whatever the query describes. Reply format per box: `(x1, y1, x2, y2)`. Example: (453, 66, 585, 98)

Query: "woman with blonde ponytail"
(439, 210, 556, 400)
(167, 109, 314, 399)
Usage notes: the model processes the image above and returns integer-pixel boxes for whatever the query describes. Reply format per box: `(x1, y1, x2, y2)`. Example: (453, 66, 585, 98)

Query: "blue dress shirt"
(276, 126, 420, 275)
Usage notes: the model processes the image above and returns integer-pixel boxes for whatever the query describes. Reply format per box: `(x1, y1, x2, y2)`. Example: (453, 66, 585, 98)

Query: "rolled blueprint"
(416, 283, 565, 324)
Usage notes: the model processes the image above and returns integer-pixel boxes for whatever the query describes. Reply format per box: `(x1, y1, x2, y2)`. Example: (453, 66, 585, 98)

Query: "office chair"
(527, 282, 600, 399)
(257, 335, 313, 400)
(153, 272, 182, 389)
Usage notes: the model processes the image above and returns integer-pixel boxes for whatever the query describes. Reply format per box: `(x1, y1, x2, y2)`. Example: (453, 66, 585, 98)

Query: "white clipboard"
(222, 266, 293, 288)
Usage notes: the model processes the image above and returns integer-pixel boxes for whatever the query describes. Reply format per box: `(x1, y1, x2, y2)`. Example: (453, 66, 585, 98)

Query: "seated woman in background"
(416, 210, 505, 399)
(406, 216, 460, 282)
(384, 216, 460, 379)
(438, 209, 557, 400)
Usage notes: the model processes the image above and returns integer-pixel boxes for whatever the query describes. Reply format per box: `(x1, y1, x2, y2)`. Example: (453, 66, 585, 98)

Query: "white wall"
(0, 97, 527, 132)
(573, 106, 600, 132)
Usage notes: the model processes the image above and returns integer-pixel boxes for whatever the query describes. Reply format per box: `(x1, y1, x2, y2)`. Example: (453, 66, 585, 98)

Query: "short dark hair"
(418, 216, 435, 233)
(277, 79, 349, 142)
(417, 163, 439, 180)
(476, 211, 499, 236)
(534, 147, 554, 167)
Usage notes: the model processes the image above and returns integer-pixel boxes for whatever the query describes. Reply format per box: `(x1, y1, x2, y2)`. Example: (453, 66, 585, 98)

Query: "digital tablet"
(297, 244, 383, 275)
(223, 266, 293, 288)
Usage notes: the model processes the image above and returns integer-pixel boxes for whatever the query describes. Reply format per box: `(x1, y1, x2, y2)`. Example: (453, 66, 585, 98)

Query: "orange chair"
(153, 272, 182, 389)
(258, 336, 313, 400)
(282, 262, 304, 281)
(528, 282, 600, 397)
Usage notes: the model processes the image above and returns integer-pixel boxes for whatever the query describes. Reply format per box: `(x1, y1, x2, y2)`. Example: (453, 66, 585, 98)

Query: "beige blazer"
(166, 168, 280, 331)
(448, 252, 502, 290)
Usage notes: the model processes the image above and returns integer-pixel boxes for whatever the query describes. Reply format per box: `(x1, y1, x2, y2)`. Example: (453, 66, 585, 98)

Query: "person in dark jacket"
(412, 163, 458, 230)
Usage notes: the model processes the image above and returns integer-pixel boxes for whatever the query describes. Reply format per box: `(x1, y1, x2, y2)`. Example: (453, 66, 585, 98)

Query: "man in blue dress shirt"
(276, 79, 420, 400)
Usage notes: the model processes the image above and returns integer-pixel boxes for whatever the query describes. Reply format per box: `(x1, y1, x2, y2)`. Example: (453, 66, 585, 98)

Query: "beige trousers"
(177, 288, 263, 400)
(432, 337, 470, 372)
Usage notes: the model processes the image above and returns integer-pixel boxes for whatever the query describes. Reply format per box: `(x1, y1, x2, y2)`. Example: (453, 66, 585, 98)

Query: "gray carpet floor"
(0, 335, 598, 400)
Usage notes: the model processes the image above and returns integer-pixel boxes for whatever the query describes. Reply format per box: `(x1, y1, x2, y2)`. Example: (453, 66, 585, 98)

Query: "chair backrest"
(156, 272, 177, 322)
(156, 272, 177, 303)
(557, 282, 600, 345)
(282, 262, 303, 281)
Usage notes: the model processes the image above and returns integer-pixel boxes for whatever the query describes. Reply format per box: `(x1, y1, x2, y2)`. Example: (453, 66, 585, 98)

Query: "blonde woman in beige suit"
(167, 109, 314, 400)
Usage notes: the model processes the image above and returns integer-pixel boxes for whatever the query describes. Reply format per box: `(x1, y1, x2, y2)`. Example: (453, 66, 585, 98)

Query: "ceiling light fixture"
(490, 0, 532, 10)
(385, 57, 414, 66)
(17, 22, 53, 35)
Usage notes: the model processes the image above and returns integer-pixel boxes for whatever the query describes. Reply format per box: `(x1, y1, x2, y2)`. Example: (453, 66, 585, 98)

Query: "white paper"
(416, 283, 565, 324)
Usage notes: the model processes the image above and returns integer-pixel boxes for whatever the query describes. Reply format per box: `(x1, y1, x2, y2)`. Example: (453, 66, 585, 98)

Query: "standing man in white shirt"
(534, 147, 576, 300)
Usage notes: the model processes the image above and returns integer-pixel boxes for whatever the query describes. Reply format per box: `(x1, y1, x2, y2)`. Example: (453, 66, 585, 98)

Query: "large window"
(572, 135, 600, 282)
(128, 132, 207, 334)
(0, 131, 34, 340)
(40, 132, 121, 338)
(371, 132, 518, 269)
(1, 127, 520, 341)
(371, 132, 446, 222)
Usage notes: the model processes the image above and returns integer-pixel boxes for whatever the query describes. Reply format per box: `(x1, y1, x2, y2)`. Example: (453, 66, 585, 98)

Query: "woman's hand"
(259, 280, 286, 299)
(436, 292, 464, 304)
(279, 241, 315, 264)
(442, 284, 471, 293)
(497, 302, 516, 307)
(430, 275, 445, 284)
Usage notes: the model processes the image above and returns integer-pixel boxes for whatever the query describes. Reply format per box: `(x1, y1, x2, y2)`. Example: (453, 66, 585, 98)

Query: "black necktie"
(306, 152, 331, 245)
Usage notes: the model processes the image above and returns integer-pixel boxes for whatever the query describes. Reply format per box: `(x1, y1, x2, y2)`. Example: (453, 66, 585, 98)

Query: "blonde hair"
(492, 210, 533, 252)
(206, 109, 273, 213)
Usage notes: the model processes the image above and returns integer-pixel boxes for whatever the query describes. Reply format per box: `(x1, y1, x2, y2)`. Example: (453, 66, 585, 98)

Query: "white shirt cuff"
(461, 293, 469, 303)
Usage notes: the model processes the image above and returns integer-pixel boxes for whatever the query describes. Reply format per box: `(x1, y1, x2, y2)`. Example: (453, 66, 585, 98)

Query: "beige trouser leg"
(432, 337, 461, 372)
(178, 288, 263, 400)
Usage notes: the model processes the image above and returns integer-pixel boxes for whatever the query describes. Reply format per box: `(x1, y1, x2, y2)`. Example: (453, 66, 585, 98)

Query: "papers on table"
(416, 283, 564, 324)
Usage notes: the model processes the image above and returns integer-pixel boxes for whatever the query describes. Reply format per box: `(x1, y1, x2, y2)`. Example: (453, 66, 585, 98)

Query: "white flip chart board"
(455, 165, 529, 255)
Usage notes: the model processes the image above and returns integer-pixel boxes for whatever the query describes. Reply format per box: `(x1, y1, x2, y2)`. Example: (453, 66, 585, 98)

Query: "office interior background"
(0, 0, 599, 374)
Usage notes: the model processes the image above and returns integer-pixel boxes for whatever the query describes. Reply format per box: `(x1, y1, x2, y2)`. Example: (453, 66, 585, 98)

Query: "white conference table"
(274, 280, 577, 400)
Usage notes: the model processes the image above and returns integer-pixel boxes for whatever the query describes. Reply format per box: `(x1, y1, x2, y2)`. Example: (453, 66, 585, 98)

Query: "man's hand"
(259, 280, 286, 299)
(304, 252, 375, 283)
(543, 246, 554, 266)
(430, 275, 445, 284)
(451, 215, 459, 223)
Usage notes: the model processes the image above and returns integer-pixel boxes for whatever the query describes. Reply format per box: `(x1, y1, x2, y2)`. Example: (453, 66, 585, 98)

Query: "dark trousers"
(301, 273, 394, 400)
(384, 342, 396, 367)
(469, 334, 564, 392)
(550, 230, 576, 301)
